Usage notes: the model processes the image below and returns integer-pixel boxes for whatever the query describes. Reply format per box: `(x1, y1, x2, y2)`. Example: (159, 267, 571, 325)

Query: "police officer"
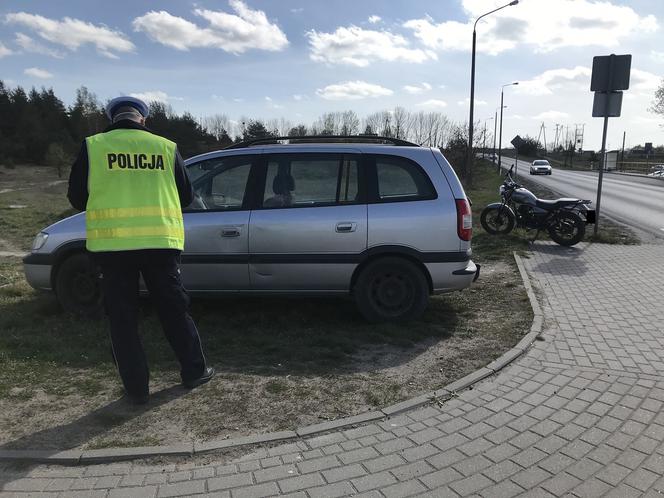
(67, 96, 214, 405)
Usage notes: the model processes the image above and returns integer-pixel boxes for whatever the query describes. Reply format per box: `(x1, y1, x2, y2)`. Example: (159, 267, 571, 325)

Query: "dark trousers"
(95, 250, 206, 397)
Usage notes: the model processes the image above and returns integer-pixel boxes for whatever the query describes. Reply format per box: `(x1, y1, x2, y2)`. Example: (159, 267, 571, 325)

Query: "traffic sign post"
(590, 54, 631, 236)
(511, 135, 525, 178)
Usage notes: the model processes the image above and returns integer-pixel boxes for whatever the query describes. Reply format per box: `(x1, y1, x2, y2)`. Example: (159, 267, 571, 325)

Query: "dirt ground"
(0, 164, 532, 451)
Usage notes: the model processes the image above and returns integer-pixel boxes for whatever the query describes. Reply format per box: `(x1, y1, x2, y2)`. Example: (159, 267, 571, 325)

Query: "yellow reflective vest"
(85, 129, 185, 252)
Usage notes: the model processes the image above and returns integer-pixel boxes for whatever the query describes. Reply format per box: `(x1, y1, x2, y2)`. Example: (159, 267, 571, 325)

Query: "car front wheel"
(354, 257, 429, 323)
(55, 253, 103, 316)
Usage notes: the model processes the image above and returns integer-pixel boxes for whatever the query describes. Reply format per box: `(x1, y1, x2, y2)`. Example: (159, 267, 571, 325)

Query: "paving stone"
(253, 465, 297, 483)
(109, 486, 158, 498)
(278, 473, 325, 494)
(449, 474, 493, 496)
(208, 473, 253, 492)
(157, 480, 206, 497)
(350, 471, 398, 492)
(230, 482, 280, 498)
(381, 479, 428, 498)
(479, 479, 524, 498)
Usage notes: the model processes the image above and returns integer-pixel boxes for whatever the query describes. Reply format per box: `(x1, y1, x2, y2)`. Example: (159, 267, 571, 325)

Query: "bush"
(4, 157, 15, 169)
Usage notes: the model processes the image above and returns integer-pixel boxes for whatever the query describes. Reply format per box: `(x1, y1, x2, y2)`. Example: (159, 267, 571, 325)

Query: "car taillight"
(455, 199, 472, 241)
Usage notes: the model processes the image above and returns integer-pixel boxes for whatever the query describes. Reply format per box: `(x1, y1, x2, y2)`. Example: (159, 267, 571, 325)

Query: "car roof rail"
(223, 135, 420, 149)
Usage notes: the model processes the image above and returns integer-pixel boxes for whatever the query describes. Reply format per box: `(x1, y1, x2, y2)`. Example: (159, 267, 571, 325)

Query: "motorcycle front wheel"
(480, 206, 515, 235)
(548, 211, 585, 246)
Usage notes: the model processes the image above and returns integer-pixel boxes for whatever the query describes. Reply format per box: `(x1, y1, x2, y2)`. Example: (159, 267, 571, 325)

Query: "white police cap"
(105, 96, 150, 120)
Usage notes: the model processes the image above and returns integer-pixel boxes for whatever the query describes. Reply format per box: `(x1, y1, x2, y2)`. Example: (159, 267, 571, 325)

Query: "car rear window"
(371, 155, 436, 202)
(533, 160, 549, 166)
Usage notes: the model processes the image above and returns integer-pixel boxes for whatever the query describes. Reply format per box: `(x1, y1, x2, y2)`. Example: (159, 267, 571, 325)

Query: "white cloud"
(292, 94, 307, 101)
(368, 15, 381, 24)
(233, 98, 244, 103)
(416, 99, 448, 109)
(458, 97, 487, 106)
(404, 0, 658, 56)
(403, 82, 432, 95)
(133, 1, 288, 54)
(306, 25, 436, 67)
(291, 8, 304, 14)
(533, 110, 570, 121)
(5, 12, 134, 58)
(0, 42, 12, 58)
(516, 66, 592, 96)
(129, 90, 183, 103)
(24, 67, 53, 79)
(651, 51, 664, 63)
(631, 69, 661, 93)
(316, 81, 393, 100)
(14, 33, 65, 58)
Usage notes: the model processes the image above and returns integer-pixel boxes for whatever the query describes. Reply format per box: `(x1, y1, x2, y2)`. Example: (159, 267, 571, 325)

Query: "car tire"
(55, 252, 103, 317)
(354, 257, 429, 323)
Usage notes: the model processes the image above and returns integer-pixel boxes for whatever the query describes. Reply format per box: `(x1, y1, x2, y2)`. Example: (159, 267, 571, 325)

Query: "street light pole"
(497, 82, 518, 174)
(467, 0, 519, 185)
(492, 109, 498, 166)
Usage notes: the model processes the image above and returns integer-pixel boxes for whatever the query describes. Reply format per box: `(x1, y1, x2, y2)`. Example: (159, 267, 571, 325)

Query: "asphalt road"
(498, 157, 664, 238)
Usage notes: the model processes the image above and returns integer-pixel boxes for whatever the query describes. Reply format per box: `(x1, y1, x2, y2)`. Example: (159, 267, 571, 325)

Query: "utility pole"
(620, 131, 626, 170)
(542, 124, 547, 155)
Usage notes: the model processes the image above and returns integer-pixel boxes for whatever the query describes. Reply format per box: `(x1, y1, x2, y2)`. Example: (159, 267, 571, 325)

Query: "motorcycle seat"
(536, 198, 579, 209)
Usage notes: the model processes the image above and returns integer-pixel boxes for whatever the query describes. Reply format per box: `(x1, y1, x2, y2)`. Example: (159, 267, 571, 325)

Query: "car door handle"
(336, 222, 357, 233)
(221, 226, 241, 237)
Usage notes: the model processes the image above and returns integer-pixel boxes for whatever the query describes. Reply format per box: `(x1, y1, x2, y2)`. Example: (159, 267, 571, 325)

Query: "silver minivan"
(24, 137, 478, 322)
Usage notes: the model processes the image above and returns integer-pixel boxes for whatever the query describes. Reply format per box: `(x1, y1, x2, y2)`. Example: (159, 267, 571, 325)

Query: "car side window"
(262, 154, 360, 209)
(374, 155, 436, 202)
(188, 157, 252, 211)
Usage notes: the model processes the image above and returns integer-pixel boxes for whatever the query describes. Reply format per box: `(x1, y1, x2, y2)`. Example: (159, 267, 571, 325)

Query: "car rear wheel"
(354, 257, 429, 323)
(55, 253, 103, 316)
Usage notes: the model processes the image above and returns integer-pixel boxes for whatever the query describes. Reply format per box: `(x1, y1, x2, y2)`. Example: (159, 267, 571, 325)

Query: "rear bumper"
(427, 259, 478, 293)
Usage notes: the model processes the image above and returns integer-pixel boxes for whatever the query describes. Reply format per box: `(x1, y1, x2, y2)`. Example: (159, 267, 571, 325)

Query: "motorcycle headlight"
(32, 232, 49, 251)
(499, 185, 506, 195)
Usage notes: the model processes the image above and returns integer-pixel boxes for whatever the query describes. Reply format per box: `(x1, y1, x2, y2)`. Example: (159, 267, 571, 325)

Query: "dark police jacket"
(67, 120, 194, 262)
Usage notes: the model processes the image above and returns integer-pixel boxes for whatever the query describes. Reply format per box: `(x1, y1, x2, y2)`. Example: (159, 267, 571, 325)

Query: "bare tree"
(392, 107, 412, 139)
(340, 110, 360, 135)
(204, 113, 231, 141)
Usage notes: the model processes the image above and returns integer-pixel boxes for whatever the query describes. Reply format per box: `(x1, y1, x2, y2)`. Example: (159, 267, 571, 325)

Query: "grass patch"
(87, 436, 162, 450)
(0, 161, 534, 450)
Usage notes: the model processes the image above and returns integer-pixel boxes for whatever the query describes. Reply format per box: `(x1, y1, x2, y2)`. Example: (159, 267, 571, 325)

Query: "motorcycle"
(480, 165, 596, 246)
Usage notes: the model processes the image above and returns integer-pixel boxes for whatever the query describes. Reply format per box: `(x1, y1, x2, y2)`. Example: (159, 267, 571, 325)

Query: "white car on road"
(530, 159, 552, 175)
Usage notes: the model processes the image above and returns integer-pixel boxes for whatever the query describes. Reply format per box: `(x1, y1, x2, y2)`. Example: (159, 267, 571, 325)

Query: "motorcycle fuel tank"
(512, 187, 538, 206)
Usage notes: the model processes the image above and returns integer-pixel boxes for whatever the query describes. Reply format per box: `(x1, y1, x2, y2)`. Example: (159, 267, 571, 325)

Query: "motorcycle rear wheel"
(548, 211, 585, 246)
(480, 206, 515, 235)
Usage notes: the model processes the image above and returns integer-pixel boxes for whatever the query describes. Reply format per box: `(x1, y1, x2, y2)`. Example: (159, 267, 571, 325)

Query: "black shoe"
(183, 367, 215, 389)
(125, 392, 149, 405)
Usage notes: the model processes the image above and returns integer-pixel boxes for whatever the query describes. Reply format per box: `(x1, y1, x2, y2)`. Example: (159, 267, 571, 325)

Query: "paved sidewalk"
(2, 242, 664, 497)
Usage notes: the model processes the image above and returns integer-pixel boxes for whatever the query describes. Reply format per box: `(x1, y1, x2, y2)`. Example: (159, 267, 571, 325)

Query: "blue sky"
(1, 0, 663, 150)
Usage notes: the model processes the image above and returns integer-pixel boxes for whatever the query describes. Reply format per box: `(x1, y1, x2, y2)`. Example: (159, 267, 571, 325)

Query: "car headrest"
(273, 172, 295, 195)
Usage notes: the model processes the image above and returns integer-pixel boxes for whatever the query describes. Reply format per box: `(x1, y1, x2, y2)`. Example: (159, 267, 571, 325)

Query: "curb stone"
(0, 252, 542, 465)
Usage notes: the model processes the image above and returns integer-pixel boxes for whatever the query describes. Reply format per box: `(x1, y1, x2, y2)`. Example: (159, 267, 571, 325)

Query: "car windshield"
(533, 160, 549, 166)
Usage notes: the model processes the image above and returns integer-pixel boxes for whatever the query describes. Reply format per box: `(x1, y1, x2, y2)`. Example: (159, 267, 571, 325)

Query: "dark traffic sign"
(591, 54, 631, 92)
